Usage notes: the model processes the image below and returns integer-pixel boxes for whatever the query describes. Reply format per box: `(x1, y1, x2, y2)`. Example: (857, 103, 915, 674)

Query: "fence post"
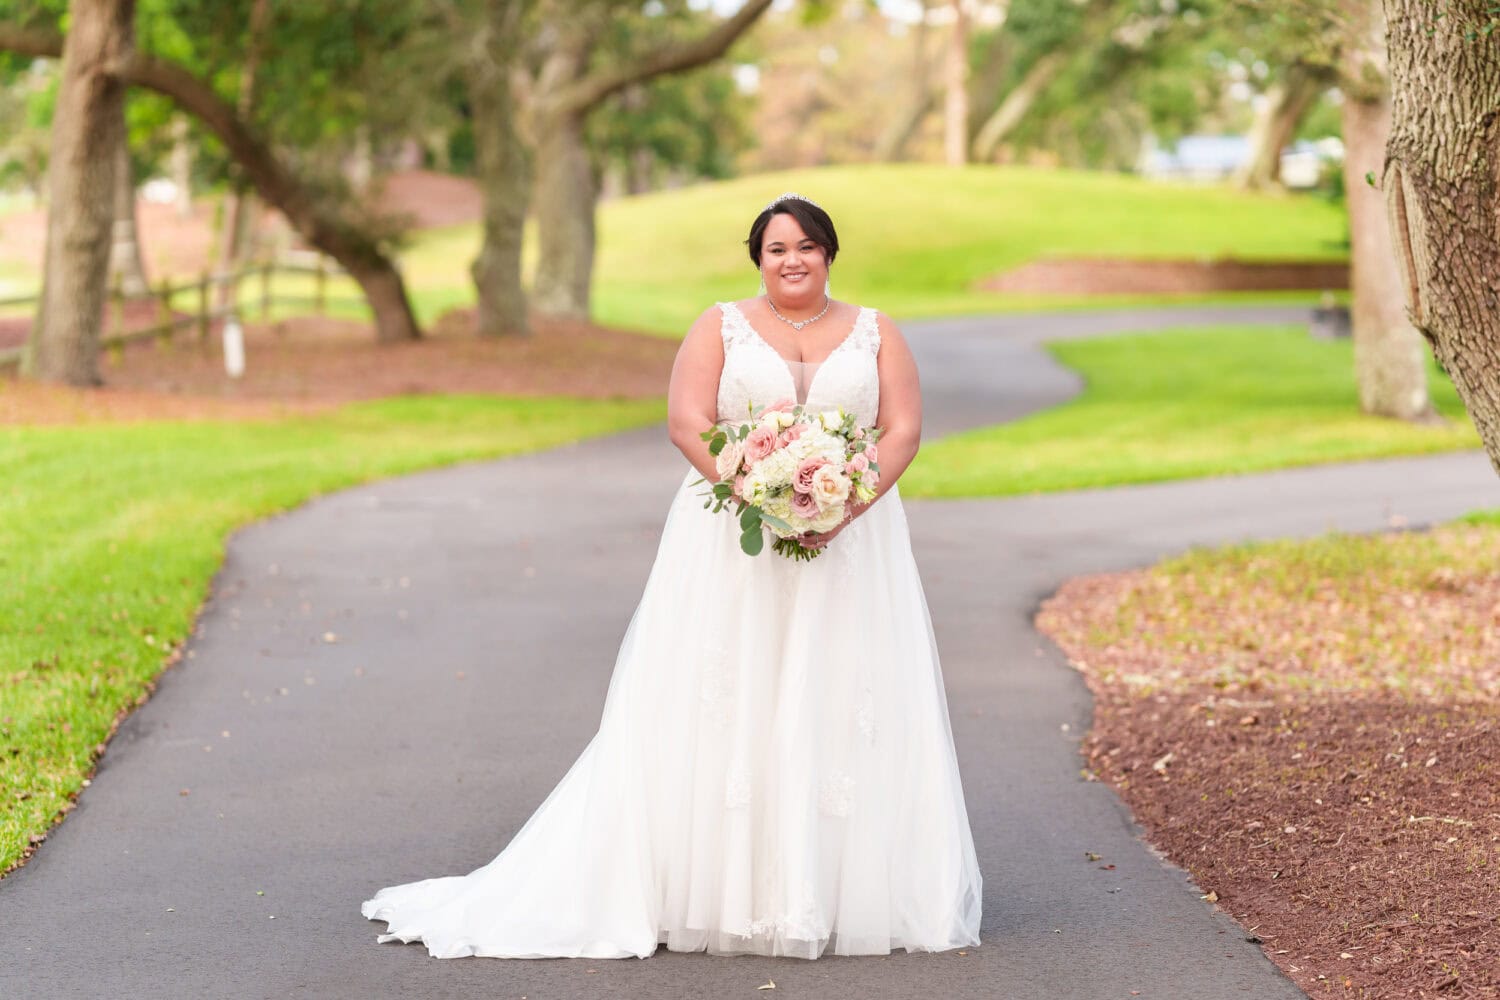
(156, 277, 174, 350)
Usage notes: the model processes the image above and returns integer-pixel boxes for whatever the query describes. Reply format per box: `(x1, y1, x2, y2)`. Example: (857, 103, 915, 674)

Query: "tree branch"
(0, 22, 385, 267)
(552, 0, 772, 115)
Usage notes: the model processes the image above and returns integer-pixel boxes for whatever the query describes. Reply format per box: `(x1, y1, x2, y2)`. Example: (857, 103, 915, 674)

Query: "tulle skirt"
(360, 468, 983, 959)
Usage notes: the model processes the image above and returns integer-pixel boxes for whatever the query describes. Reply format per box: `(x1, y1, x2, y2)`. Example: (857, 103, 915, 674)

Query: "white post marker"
(223, 313, 246, 379)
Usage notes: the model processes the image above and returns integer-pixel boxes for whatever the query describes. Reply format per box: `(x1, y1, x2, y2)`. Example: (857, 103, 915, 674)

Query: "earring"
(825, 270, 832, 297)
(759, 274, 766, 295)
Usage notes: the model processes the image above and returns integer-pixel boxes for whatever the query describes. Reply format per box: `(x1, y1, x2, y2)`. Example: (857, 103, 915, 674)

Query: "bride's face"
(760, 213, 829, 306)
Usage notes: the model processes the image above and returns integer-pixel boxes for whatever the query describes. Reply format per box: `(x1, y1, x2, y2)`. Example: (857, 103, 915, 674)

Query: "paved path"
(5, 305, 1496, 1000)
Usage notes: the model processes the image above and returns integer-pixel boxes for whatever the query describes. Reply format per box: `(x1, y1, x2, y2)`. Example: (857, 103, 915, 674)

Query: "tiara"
(761, 191, 822, 214)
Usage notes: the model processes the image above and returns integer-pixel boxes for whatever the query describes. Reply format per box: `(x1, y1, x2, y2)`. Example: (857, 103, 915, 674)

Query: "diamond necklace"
(765, 293, 831, 331)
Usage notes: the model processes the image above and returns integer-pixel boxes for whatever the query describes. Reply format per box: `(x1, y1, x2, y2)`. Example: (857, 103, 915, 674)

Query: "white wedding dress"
(360, 301, 983, 959)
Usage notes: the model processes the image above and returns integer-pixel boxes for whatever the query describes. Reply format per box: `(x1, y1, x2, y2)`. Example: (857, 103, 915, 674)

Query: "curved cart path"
(6, 305, 1495, 999)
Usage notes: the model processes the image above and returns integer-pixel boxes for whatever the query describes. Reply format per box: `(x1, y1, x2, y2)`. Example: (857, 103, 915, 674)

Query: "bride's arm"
(850, 310, 921, 517)
(667, 306, 728, 482)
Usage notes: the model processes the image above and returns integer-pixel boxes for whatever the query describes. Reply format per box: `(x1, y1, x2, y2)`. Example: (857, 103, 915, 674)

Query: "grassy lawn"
(0, 394, 665, 875)
(395, 165, 1348, 336)
(902, 325, 1481, 497)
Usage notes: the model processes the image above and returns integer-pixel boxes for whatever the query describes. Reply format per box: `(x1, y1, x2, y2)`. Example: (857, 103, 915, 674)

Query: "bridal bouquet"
(694, 398, 883, 560)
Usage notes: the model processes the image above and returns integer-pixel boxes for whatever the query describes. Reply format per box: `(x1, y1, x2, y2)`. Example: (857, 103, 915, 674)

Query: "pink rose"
(793, 456, 830, 495)
(864, 465, 880, 487)
(862, 442, 878, 464)
(744, 426, 778, 464)
(779, 422, 806, 447)
(853, 427, 866, 440)
(845, 452, 869, 477)
(790, 489, 820, 519)
(733, 473, 746, 498)
(766, 397, 797, 414)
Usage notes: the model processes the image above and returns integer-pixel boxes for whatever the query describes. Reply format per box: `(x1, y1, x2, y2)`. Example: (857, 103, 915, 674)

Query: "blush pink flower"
(864, 465, 880, 487)
(862, 442, 879, 464)
(790, 489, 821, 519)
(779, 422, 806, 447)
(845, 452, 869, 477)
(733, 473, 746, 498)
(744, 426, 779, 464)
(793, 456, 830, 495)
(765, 397, 797, 414)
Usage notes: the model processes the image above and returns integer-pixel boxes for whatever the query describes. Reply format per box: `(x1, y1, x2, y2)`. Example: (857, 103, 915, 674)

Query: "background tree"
(521, 0, 773, 319)
(22, 0, 133, 386)
(1382, 0, 1500, 468)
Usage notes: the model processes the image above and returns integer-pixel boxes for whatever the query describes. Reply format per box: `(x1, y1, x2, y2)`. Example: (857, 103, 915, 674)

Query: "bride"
(360, 193, 984, 959)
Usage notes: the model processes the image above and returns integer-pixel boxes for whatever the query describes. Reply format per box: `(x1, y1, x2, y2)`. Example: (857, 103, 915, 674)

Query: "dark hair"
(746, 199, 839, 268)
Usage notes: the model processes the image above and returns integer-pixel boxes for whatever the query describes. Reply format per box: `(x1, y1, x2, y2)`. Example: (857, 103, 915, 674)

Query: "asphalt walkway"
(5, 305, 1495, 999)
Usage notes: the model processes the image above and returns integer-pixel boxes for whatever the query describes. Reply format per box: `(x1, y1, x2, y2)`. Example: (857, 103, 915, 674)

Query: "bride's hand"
(800, 500, 870, 550)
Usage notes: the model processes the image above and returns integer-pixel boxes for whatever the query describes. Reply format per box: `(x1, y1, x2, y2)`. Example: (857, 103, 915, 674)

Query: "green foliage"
(903, 325, 1480, 497)
(0, 393, 665, 874)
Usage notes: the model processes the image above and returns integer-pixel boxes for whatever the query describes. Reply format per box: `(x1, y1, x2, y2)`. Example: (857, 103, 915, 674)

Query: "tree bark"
(107, 122, 149, 296)
(942, 0, 968, 166)
(1232, 60, 1332, 190)
(1382, 0, 1500, 470)
(526, 0, 773, 319)
(531, 104, 595, 317)
(1339, 0, 1434, 421)
(0, 21, 421, 342)
(467, 0, 530, 337)
(23, 0, 134, 386)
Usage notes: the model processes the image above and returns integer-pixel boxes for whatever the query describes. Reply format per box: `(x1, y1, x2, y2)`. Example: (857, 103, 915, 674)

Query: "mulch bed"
(983, 258, 1349, 295)
(1036, 537, 1500, 999)
(0, 307, 678, 425)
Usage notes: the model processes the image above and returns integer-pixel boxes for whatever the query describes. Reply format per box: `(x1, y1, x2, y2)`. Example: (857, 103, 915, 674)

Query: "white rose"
(775, 410, 797, 429)
(818, 409, 844, 431)
(715, 438, 745, 481)
(742, 471, 768, 502)
(809, 465, 851, 510)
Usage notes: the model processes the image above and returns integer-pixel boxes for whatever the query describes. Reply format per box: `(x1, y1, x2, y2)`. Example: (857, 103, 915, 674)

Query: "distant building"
(1139, 134, 1343, 188)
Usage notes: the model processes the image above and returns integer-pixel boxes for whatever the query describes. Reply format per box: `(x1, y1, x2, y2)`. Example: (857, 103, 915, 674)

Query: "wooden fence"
(0, 254, 359, 370)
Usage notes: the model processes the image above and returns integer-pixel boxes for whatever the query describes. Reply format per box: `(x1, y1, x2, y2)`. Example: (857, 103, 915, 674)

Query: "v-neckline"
(726, 301, 868, 406)
(729, 300, 866, 369)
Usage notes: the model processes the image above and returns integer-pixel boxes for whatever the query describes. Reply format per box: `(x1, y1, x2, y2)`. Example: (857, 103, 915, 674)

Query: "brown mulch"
(0, 308, 678, 426)
(984, 258, 1349, 295)
(1037, 539, 1500, 999)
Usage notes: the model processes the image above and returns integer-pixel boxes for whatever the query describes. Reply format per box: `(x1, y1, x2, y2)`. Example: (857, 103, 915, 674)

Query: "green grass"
(0, 394, 664, 875)
(902, 325, 1481, 497)
(389, 165, 1348, 337)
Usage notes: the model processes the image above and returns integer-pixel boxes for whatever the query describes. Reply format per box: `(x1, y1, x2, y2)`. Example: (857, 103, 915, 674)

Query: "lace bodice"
(715, 301, 882, 427)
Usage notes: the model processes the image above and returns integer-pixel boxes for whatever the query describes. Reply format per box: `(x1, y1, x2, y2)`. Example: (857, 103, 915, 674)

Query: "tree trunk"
(971, 50, 1068, 163)
(942, 0, 968, 166)
(107, 123, 149, 296)
(875, 0, 934, 162)
(1382, 0, 1500, 470)
(23, 0, 134, 386)
(169, 113, 192, 217)
(531, 106, 595, 318)
(215, 0, 270, 313)
(467, 0, 530, 337)
(1339, 0, 1434, 422)
(1233, 61, 1332, 190)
